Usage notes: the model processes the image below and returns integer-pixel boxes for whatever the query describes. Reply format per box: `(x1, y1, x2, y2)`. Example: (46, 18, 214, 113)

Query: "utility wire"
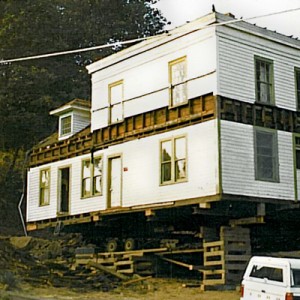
(0, 7, 300, 65)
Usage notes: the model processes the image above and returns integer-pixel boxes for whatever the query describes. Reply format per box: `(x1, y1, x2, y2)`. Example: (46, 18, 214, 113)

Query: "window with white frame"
(255, 57, 274, 104)
(169, 57, 187, 106)
(160, 136, 187, 184)
(109, 80, 123, 123)
(60, 115, 72, 136)
(40, 169, 50, 206)
(82, 156, 103, 197)
(254, 128, 279, 182)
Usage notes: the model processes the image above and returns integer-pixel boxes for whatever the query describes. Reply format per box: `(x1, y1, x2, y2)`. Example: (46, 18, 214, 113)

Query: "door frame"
(107, 154, 123, 208)
(57, 165, 71, 215)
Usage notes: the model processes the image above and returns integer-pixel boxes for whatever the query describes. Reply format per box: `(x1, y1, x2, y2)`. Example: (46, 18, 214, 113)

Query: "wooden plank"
(87, 261, 129, 281)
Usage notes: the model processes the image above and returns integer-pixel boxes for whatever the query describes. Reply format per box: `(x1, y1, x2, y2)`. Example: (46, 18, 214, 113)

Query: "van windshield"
(292, 269, 300, 287)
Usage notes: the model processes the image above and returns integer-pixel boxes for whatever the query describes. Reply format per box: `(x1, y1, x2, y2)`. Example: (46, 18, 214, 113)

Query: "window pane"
(40, 169, 50, 205)
(170, 59, 187, 106)
(61, 116, 72, 135)
(110, 83, 123, 105)
(161, 162, 172, 182)
(83, 160, 91, 178)
(256, 59, 273, 104)
(175, 137, 185, 159)
(171, 61, 185, 84)
(162, 141, 172, 162)
(111, 103, 123, 123)
(175, 159, 186, 180)
(82, 178, 91, 197)
(93, 176, 102, 194)
(256, 130, 277, 181)
(93, 157, 102, 194)
(296, 150, 300, 169)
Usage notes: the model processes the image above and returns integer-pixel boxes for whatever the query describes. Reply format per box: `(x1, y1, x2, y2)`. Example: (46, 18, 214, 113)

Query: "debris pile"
(0, 234, 121, 291)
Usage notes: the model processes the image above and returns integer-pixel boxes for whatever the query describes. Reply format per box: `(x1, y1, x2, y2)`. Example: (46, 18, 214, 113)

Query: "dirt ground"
(0, 278, 241, 300)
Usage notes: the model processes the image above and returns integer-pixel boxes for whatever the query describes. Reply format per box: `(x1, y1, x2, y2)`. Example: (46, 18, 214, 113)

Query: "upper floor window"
(82, 156, 103, 198)
(109, 80, 123, 123)
(295, 136, 300, 170)
(255, 57, 274, 104)
(160, 136, 187, 184)
(295, 68, 300, 110)
(254, 128, 279, 182)
(40, 169, 50, 206)
(169, 57, 187, 107)
(60, 115, 72, 136)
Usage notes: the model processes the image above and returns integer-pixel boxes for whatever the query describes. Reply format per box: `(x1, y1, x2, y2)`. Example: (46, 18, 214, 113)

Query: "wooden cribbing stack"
(201, 226, 251, 290)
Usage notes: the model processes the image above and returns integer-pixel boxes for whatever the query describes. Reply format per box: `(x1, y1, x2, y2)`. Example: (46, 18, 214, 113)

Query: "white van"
(240, 256, 300, 300)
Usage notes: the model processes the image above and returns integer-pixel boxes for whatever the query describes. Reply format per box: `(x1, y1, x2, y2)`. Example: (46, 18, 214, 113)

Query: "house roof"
(86, 11, 300, 74)
(50, 98, 91, 116)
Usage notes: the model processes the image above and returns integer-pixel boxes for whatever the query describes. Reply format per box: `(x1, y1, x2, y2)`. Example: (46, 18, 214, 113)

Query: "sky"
(154, 0, 300, 38)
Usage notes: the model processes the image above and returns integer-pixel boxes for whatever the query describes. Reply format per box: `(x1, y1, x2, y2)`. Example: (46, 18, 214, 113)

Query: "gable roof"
(50, 98, 91, 116)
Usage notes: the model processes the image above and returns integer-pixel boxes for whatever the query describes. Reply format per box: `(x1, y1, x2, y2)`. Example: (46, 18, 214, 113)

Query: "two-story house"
(26, 11, 300, 259)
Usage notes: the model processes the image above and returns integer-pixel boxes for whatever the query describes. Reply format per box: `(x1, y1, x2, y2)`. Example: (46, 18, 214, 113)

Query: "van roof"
(251, 256, 300, 268)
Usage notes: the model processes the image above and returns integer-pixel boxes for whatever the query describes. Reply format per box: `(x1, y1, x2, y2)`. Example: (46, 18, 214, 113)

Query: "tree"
(0, 0, 168, 229)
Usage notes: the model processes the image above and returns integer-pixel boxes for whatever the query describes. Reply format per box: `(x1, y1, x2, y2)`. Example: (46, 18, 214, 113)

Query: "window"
(254, 129, 279, 182)
(255, 57, 274, 104)
(161, 136, 187, 184)
(82, 157, 103, 197)
(295, 136, 300, 170)
(250, 265, 283, 282)
(295, 68, 300, 110)
(169, 57, 187, 106)
(60, 115, 72, 136)
(109, 80, 123, 123)
(40, 169, 50, 206)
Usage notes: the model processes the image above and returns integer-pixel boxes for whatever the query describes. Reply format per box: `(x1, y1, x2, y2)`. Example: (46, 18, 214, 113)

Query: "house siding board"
(217, 26, 300, 110)
(27, 120, 219, 222)
(27, 167, 58, 222)
(221, 120, 295, 200)
(91, 32, 217, 132)
(73, 111, 90, 134)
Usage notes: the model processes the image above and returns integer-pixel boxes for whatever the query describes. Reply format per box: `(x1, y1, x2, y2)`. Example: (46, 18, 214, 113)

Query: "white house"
(26, 11, 300, 255)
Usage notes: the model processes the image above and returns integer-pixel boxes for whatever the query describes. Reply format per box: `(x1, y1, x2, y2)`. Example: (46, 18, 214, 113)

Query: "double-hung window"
(109, 80, 123, 124)
(40, 169, 50, 206)
(255, 57, 274, 104)
(169, 57, 187, 106)
(254, 128, 279, 182)
(161, 136, 187, 184)
(295, 136, 300, 170)
(295, 68, 300, 110)
(60, 115, 72, 137)
(82, 157, 103, 197)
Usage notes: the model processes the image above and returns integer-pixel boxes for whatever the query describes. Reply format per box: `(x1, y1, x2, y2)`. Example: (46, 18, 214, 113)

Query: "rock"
(10, 236, 32, 249)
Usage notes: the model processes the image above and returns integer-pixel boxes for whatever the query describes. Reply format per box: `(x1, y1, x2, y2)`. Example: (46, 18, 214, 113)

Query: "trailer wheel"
(124, 238, 135, 251)
(106, 239, 118, 252)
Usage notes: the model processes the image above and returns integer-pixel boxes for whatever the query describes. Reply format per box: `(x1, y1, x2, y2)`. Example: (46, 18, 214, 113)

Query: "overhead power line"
(0, 7, 300, 65)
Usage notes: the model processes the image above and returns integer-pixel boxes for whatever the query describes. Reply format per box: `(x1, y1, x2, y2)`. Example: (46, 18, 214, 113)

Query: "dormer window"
(50, 98, 91, 141)
(60, 115, 72, 136)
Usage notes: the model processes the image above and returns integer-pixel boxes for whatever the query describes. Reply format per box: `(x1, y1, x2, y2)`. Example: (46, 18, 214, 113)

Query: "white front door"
(108, 156, 122, 208)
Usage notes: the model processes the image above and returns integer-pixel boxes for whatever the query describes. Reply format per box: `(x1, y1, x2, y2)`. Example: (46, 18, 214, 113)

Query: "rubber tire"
(106, 239, 118, 252)
(124, 238, 135, 251)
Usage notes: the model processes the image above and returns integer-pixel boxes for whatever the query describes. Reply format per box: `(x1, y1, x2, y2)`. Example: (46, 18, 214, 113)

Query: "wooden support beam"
(229, 216, 265, 226)
(87, 261, 129, 281)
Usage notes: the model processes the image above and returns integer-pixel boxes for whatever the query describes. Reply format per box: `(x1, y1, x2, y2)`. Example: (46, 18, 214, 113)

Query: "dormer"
(50, 99, 91, 141)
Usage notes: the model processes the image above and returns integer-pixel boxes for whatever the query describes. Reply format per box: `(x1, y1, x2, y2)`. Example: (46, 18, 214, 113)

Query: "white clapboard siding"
(220, 120, 295, 200)
(90, 30, 217, 131)
(27, 120, 219, 222)
(217, 25, 300, 110)
(72, 111, 90, 134)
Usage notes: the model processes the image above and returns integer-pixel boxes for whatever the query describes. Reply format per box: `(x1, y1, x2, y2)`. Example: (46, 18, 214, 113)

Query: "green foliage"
(0, 0, 168, 227)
